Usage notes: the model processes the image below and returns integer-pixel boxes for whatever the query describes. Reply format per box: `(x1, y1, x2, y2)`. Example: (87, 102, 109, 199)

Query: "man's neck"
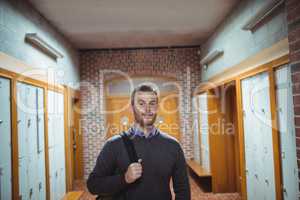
(134, 122, 154, 137)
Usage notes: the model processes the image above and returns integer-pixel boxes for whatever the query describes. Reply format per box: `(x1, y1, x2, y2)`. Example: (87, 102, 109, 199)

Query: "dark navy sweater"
(87, 131, 191, 200)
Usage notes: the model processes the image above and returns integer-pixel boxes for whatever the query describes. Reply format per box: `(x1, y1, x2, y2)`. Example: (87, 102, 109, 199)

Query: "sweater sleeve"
(87, 139, 129, 196)
(172, 145, 191, 200)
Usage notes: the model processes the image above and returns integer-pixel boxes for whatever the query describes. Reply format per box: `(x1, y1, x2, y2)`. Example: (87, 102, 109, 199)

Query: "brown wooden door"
(105, 93, 180, 140)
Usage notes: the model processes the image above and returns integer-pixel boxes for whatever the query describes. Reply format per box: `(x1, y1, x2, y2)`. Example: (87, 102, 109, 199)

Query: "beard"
(133, 108, 157, 127)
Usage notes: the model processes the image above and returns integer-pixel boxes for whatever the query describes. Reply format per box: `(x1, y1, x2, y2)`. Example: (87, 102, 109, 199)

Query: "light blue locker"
(37, 88, 46, 200)
(275, 65, 299, 200)
(47, 90, 66, 200)
(241, 72, 276, 200)
(0, 77, 12, 200)
(198, 93, 210, 172)
(17, 83, 30, 200)
(192, 97, 200, 164)
(57, 92, 66, 199)
(17, 83, 46, 200)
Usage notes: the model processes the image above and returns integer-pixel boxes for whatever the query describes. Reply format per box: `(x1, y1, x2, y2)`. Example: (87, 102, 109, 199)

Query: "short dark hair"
(131, 85, 158, 106)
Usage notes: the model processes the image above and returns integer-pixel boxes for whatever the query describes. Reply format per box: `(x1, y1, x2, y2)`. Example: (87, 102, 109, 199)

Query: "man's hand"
(125, 159, 143, 184)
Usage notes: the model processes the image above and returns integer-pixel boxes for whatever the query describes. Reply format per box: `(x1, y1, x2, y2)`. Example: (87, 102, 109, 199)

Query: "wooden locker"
(0, 77, 12, 200)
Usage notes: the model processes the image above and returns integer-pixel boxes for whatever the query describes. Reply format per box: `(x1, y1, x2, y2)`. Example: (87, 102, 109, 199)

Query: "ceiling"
(29, 0, 239, 49)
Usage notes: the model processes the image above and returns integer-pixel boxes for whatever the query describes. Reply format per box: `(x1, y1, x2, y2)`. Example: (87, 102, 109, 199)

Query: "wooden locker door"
(0, 77, 12, 200)
(275, 65, 299, 200)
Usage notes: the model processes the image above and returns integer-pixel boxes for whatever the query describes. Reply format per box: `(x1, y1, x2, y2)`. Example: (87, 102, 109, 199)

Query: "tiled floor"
(73, 176, 241, 200)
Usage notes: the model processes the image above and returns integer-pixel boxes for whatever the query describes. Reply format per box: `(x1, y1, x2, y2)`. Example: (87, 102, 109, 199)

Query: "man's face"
(132, 91, 158, 127)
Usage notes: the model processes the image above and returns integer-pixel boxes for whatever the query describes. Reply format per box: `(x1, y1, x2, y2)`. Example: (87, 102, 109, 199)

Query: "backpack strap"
(120, 132, 138, 163)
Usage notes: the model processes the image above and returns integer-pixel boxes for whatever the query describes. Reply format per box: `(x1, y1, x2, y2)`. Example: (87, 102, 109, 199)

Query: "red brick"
(293, 83, 300, 94)
(288, 16, 300, 32)
(287, 3, 300, 22)
(294, 95, 300, 105)
(296, 137, 300, 146)
(295, 106, 300, 115)
(297, 128, 300, 137)
(295, 117, 300, 126)
(288, 28, 300, 43)
(287, 0, 300, 11)
(290, 40, 300, 52)
(290, 51, 300, 63)
(291, 62, 300, 73)
(286, 0, 300, 6)
(297, 148, 300, 158)
(292, 73, 300, 83)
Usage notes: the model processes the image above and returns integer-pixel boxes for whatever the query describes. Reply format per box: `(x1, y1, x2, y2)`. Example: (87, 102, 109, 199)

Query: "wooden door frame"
(0, 67, 72, 200)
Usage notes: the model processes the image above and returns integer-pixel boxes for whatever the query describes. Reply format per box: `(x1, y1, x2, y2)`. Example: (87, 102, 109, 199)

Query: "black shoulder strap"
(121, 132, 138, 163)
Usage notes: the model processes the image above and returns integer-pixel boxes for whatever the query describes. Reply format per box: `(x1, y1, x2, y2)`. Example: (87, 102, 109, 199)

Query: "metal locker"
(48, 90, 66, 200)
(242, 77, 259, 200)
(17, 83, 46, 200)
(192, 97, 200, 164)
(0, 77, 12, 200)
(47, 91, 55, 148)
(275, 65, 299, 200)
(17, 83, 30, 200)
(48, 147, 56, 200)
(198, 93, 210, 172)
(241, 72, 276, 200)
(37, 88, 46, 200)
(57, 92, 66, 198)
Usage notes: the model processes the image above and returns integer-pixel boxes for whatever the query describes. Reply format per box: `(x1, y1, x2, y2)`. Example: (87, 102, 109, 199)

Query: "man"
(87, 85, 191, 200)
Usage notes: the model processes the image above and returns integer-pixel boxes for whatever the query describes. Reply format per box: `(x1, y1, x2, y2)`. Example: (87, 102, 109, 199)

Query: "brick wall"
(80, 47, 201, 178)
(286, 0, 300, 191)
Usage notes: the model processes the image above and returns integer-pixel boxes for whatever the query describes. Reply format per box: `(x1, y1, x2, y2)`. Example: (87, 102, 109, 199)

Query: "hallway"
(0, 0, 300, 200)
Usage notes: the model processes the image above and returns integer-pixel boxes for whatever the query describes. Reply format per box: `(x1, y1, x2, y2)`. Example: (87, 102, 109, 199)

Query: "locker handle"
(0, 120, 3, 124)
(39, 182, 42, 191)
(265, 179, 269, 185)
(283, 187, 287, 194)
(29, 188, 33, 198)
